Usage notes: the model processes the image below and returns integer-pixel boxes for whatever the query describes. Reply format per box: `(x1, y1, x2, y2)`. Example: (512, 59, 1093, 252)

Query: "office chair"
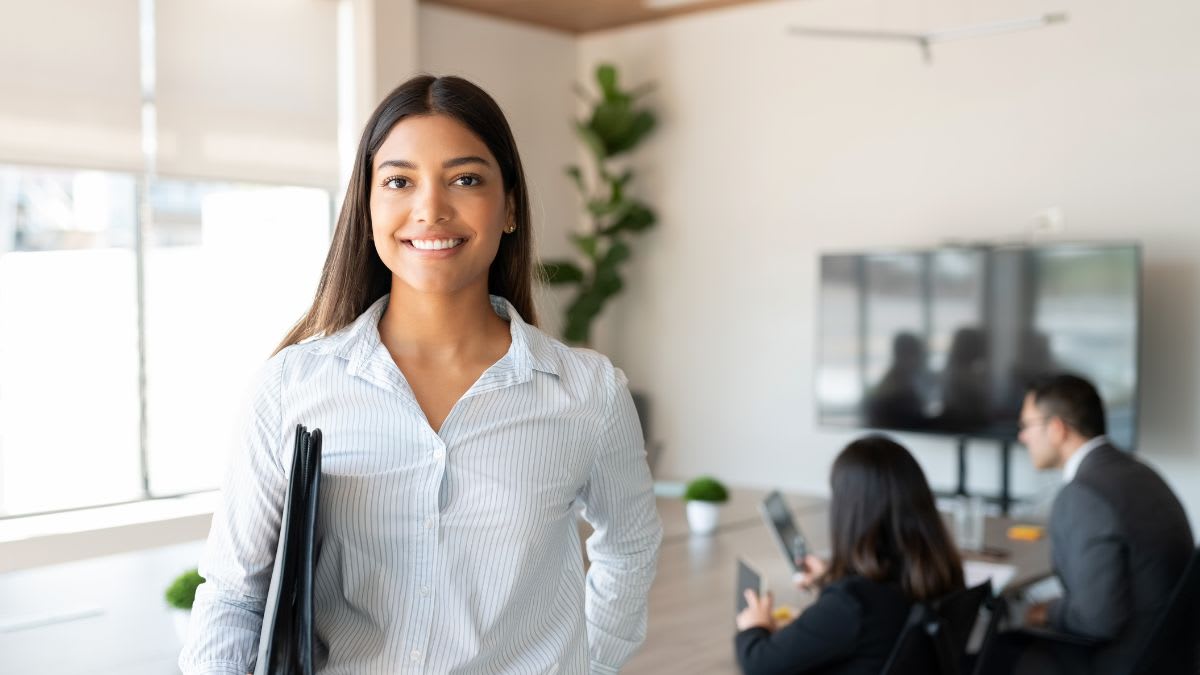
(969, 593, 1010, 675)
(936, 581, 993, 669)
(880, 603, 941, 675)
(881, 581, 992, 675)
(1130, 545, 1200, 675)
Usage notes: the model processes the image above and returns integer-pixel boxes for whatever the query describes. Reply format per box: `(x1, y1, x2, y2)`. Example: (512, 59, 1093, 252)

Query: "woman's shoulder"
(524, 325, 622, 384)
(248, 329, 357, 396)
(823, 575, 907, 609)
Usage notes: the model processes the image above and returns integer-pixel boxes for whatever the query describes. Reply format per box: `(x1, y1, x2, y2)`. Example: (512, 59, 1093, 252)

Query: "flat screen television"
(816, 243, 1140, 450)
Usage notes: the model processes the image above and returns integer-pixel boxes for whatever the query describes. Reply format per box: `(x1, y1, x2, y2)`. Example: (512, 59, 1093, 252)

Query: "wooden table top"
(621, 488, 1050, 674)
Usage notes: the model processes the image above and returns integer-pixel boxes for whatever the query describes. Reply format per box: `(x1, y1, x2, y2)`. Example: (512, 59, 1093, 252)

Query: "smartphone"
(759, 490, 808, 573)
(736, 558, 764, 614)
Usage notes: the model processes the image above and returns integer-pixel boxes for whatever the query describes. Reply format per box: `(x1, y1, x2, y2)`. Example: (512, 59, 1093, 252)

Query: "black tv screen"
(816, 243, 1140, 450)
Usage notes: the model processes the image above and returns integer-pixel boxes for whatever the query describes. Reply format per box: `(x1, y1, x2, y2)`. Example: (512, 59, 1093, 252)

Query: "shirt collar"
(1063, 435, 1108, 482)
(314, 294, 561, 380)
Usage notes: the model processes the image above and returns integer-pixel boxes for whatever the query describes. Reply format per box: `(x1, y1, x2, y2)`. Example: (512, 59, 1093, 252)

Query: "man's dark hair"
(1028, 373, 1107, 439)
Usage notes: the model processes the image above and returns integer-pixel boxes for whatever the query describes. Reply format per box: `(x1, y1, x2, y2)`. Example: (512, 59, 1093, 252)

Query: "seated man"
(1009, 374, 1193, 675)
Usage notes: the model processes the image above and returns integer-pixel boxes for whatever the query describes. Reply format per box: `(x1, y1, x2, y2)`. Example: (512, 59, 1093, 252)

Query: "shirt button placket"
(409, 438, 445, 669)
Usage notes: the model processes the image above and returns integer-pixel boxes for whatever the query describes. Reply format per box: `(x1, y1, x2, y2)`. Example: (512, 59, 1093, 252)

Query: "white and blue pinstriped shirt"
(180, 295, 662, 675)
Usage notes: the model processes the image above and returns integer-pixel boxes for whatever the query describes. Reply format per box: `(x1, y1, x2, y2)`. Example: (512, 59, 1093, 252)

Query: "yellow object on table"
(1007, 524, 1046, 541)
(772, 606, 796, 623)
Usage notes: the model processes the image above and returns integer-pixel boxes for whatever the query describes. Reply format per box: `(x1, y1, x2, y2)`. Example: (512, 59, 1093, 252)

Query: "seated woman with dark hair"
(735, 436, 965, 675)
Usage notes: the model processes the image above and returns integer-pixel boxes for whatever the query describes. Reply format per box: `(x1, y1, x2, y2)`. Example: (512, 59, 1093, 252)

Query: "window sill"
(0, 492, 218, 573)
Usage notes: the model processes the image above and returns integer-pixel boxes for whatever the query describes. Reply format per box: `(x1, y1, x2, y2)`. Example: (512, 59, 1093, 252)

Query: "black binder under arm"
(255, 424, 322, 675)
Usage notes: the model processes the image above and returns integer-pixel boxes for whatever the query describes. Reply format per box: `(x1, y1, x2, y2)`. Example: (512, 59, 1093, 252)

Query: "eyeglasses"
(1017, 417, 1048, 433)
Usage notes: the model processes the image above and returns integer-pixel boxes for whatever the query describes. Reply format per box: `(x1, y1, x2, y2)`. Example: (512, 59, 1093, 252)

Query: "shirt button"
(420, 584, 431, 596)
(432, 448, 444, 460)
(410, 649, 421, 662)
(423, 517, 434, 529)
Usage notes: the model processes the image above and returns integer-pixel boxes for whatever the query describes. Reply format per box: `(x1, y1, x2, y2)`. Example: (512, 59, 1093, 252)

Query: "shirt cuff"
(590, 660, 621, 675)
(181, 662, 247, 675)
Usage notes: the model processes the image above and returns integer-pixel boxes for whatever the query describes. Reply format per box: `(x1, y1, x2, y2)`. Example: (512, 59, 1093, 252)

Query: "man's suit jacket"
(1047, 443, 1194, 675)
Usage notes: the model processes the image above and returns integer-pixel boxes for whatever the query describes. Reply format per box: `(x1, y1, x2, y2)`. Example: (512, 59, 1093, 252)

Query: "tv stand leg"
(956, 437, 968, 497)
(1000, 441, 1012, 515)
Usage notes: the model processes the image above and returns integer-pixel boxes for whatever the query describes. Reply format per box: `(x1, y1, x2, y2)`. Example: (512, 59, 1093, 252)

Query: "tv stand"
(952, 436, 1015, 515)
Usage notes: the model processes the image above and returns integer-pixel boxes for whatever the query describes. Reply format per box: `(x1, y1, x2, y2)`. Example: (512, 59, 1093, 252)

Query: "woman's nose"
(412, 183, 451, 224)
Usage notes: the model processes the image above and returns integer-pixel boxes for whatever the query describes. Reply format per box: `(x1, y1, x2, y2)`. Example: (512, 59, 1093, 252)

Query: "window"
(0, 164, 330, 517)
(144, 179, 330, 496)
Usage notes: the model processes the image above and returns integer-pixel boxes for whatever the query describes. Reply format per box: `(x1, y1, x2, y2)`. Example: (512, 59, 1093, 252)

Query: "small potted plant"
(684, 476, 729, 535)
(165, 567, 205, 642)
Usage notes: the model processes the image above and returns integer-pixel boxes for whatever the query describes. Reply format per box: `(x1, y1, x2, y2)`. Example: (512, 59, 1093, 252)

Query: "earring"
(504, 224, 517, 234)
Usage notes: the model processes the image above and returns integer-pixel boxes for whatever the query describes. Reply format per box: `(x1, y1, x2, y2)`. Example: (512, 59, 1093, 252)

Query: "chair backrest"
(969, 593, 1009, 675)
(881, 582, 992, 675)
(880, 603, 941, 675)
(1131, 546, 1200, 675)
(934, 581, 992, 664)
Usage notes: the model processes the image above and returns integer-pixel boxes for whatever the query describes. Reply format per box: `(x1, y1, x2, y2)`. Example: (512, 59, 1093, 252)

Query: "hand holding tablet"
(759, 490, 809, 574)
(735, 558, 777, 631)
(736, 558, 764, 613)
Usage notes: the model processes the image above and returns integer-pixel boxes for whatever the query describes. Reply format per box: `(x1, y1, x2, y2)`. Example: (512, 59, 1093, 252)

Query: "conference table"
(619, 488, 1052, 675)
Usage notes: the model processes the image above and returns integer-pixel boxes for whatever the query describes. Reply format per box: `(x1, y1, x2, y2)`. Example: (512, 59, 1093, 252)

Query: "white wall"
(0, 0, 142, 171)
(574, 0, 1200, 530)
(419, 5, 581, 336)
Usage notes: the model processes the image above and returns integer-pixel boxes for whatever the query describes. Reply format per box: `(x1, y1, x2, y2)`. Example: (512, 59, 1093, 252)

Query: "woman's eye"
(383, 176, 409, 189)
(454, 175, 482, 187)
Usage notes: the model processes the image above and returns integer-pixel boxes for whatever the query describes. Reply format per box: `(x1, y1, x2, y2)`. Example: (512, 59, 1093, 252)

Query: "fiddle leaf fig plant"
(539, 63, 658, 345)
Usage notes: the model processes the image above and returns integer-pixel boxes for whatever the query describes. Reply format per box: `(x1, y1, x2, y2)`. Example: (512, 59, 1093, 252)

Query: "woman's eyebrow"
(376, 156, 492, 171)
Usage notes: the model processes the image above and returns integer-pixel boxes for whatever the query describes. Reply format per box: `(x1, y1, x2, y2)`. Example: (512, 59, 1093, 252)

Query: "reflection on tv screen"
(816, 244, 1139, 450)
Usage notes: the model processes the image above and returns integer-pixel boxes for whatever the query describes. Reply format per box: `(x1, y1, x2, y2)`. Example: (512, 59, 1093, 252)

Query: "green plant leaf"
(594, 272, 624, 297)
(600, 240, 632, 267)
(586, 196, 622, 217)
(558, 63, 656, 345)
(574, 122, 607, 162)
(590, 243, 629, 298)
(564, 165, 584, 193)
(605, 110, 657, 157)
(684, 476, 729, 502)
(538, 261, 584, 285)
(606, 170, 633, 205)
(571, 234, 599, 259)
(602, 202, 657, 235)
(595, 64, 620, 102)
(164, 568, 206, 610)
(565, 285, 606, 344)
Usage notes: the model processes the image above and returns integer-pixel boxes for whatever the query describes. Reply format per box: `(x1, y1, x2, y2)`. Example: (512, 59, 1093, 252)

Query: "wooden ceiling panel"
(423, 0, 776, 34)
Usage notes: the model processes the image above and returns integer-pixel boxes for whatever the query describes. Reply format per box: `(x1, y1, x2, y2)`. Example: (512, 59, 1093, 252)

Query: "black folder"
(255, 424, 322, 675)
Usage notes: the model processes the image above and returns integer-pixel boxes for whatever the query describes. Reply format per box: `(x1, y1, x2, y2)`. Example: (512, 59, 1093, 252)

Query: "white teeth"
(410, 238, 464, 250)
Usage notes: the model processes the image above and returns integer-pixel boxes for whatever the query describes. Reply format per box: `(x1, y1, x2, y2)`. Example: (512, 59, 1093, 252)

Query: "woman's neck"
(377, 284, 510, 363)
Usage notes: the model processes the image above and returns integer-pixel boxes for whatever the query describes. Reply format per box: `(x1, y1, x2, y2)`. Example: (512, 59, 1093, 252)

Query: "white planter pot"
(172, 608, 191, 643)
(686, 500, 721, 535)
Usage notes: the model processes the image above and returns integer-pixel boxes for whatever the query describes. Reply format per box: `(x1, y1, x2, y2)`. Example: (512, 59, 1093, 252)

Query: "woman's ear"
(504, 194, 516, 234)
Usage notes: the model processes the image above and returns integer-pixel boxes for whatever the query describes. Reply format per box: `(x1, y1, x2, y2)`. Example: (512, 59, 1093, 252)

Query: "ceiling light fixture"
(643, 0, 718, 10)
(788, 12, 1068, 64)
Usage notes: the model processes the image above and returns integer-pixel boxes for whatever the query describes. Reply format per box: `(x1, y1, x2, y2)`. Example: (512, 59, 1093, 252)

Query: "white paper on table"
(963, 559, 1018, 593)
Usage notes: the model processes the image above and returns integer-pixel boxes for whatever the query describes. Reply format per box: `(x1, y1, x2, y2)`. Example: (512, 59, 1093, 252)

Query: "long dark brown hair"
(275, 75, 537, 354)
(826, 436, 964, 602)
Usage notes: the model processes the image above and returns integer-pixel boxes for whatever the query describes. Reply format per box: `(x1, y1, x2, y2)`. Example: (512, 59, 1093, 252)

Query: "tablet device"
(736, 558, 764, 614)
(759, 490, 807, 574)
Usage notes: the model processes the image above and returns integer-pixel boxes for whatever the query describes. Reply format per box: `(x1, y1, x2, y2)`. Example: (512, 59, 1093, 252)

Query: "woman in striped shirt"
(181, 75, 662, 675)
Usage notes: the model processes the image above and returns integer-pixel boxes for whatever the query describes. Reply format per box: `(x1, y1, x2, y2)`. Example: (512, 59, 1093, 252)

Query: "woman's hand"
(735, 589, 776, 632)
(792, 554, 829, 591)
(1025, 601, 1050, 627)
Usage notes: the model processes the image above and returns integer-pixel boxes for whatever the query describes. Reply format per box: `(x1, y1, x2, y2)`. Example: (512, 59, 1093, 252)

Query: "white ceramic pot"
(686, 500, 721, 535)
(172, 608, 191, 643)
